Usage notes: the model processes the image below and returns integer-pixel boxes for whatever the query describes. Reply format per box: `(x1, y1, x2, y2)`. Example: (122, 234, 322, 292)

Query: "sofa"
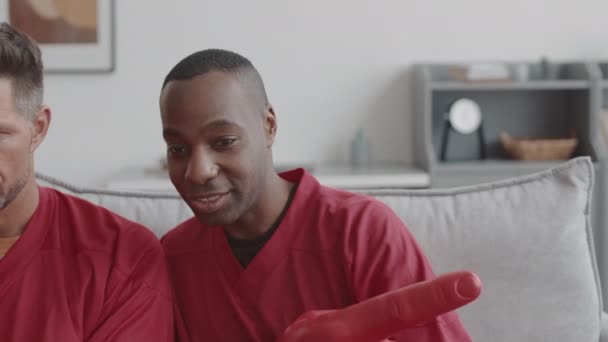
(36, 157, 607, 341)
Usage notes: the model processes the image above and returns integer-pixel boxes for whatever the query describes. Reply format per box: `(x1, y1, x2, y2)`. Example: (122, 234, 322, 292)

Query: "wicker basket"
(499, 132, 578, 161)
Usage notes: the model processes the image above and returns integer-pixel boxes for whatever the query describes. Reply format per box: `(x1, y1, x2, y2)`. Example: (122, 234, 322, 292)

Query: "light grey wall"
(32, 0, 608, 185)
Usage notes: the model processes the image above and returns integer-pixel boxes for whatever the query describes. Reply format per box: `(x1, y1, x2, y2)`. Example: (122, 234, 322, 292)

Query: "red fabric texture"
(0, 187, 174, 341)
(163, 169, 471, 341)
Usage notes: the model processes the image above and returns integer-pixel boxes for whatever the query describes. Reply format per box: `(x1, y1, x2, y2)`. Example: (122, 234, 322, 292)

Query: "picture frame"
(0, 0, 115, 73)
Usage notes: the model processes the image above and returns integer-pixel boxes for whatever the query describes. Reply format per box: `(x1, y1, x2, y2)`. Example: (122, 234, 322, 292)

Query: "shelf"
(313, 164, 430, 189)
(434, 159, 599, 174)
(430, 80, 589, 91)
(415, 62, 607, 277)
(105, 164, 431, 192)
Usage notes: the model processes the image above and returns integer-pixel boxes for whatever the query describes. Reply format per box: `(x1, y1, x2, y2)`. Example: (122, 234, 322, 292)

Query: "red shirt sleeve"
(345, 200, 472, 341)
(87, 225, 174, 342)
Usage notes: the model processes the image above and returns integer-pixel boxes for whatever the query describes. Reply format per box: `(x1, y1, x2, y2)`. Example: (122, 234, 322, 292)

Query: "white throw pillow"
(365, 157, 600, 341)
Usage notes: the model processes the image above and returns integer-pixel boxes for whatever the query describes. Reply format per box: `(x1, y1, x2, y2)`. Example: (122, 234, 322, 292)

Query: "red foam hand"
(277, 271, 482, 342)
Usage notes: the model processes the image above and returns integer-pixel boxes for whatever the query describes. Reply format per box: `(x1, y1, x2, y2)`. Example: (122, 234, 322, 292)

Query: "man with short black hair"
(160, 48, 477, 341)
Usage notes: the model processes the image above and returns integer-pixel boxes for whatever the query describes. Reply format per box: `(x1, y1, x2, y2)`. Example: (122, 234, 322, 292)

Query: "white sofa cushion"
(36, 157, 601, 341)
(366, 157, 601, 341)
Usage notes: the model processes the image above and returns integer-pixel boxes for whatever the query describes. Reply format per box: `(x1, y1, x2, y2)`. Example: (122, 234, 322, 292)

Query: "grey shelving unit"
(413, 61, 608, 302)
(414, 62, 598, 185)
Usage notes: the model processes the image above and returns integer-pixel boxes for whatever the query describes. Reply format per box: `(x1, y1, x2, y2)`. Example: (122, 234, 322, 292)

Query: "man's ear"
(264, 105, 277, 148)
(29, 105, 51, 152)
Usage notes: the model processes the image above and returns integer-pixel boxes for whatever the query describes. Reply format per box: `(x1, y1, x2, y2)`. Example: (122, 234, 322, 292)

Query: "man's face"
(160, 71, 273, 227)
(0, 79, 34, 210)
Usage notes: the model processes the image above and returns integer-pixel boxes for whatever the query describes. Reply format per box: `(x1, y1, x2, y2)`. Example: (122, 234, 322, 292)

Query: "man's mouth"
(187, 192, 230, 214)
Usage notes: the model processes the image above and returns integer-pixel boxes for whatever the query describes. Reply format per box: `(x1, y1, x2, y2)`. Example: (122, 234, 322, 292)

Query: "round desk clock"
(448, 98, 482, 134)
(440, 98, 487, 161)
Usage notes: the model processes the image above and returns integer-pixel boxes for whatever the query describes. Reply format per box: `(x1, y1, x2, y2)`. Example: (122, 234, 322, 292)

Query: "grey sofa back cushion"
(366, 157, 600, 341)
(36, 157, 601, 341)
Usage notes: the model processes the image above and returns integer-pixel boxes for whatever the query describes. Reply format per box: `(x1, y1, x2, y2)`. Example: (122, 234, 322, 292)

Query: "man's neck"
(0, 180, 39, 238)
(225, 172, 293, 240)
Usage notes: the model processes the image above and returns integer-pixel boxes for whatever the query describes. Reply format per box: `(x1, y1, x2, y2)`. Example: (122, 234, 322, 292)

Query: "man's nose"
(184, 148, 219, 185)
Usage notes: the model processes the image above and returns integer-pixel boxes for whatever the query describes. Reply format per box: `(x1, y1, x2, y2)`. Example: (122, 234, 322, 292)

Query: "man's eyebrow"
(162, 119, 244, 138)
(203, 119, 244, 131)
(162, 128, 180, 138)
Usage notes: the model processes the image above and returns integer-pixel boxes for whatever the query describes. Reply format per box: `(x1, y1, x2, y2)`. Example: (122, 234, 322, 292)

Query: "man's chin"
(193, 211, 235, 227)
(0, 176, 32, 211)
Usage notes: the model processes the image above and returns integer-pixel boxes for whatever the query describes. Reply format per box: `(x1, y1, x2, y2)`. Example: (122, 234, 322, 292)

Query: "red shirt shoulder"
(283, 170, 407, 255)
(0, 187, 174, 341)
(41, 186, 171, 296)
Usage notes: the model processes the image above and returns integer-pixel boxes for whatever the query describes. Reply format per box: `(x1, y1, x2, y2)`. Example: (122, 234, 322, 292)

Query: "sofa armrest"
(601, 312, 608, 342)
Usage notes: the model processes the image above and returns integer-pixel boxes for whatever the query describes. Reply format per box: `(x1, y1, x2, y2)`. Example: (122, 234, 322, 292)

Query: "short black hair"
(162, 49, 269, 109)
(162, 49, 268, 103)
(163, 49, 253, 87)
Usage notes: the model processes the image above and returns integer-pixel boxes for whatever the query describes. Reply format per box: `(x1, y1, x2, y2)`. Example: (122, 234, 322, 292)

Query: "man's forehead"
(0, 78, 13, 99)
(0, 78, 16, 115)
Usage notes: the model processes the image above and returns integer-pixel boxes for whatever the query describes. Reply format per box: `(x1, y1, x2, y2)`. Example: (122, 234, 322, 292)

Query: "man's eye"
(167, 145, 187, 156)
(214, 138, 237, 149)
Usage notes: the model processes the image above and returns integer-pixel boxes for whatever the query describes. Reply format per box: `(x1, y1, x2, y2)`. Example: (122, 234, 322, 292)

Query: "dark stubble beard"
(0, 168, 30, 211)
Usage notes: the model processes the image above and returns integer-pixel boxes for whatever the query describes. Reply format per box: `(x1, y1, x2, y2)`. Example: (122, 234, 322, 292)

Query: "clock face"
(448, 98, 482, 134)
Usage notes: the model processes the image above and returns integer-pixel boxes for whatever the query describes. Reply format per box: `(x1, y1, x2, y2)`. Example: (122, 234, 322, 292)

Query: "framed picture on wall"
(0, 0, 115, 73)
